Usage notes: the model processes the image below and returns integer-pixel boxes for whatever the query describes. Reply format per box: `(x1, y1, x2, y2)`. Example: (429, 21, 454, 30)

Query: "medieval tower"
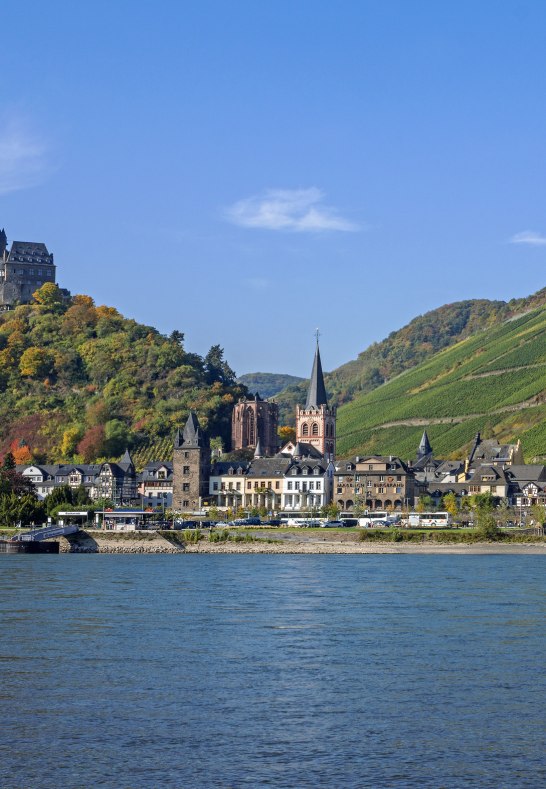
(172, 412, 211, 511)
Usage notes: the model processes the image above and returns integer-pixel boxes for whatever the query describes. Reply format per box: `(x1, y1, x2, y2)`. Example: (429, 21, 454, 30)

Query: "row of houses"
(16, 431, 546, 513)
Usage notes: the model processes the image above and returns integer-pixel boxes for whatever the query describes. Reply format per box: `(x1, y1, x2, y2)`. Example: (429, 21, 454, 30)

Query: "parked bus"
(407, 511, 452, 528)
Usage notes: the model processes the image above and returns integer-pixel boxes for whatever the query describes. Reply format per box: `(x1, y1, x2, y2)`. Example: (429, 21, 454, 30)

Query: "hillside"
(336, 304, 546, 462)
(0, 284, 246, 465)
(237, 372, 304, 399)
(274, 288, 546, 426)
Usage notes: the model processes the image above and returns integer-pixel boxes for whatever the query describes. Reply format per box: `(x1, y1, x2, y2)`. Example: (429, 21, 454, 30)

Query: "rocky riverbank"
(57, 530, 546, 555)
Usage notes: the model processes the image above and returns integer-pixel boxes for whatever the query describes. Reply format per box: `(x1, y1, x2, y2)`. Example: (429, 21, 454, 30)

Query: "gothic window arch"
(312, 423, 319, 436)
(302, 423, 309, 436)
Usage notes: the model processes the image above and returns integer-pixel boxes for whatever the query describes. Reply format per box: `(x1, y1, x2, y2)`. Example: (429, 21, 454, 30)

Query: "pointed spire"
(305, 335, 328, 409)
(417, 430, 432, 459)
(293, 441, 304, 458)
(254, 438, 263, 458)
(118, 448, 134, 470)
(174, 428, 183, 448)
(180, 411, 209, 448)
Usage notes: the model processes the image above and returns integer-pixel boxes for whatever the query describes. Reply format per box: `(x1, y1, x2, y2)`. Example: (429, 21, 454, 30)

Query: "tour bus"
(358, 511, 400, 528)
(407, 511, 452, 528)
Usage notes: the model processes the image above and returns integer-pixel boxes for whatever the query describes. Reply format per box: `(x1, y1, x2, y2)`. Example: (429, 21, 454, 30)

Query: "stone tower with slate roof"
(295, 339, 336, 460)
(172, 411, 211, 511)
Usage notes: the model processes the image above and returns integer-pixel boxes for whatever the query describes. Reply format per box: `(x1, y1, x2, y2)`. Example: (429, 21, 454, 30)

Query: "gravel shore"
(59, 531, 546, 555)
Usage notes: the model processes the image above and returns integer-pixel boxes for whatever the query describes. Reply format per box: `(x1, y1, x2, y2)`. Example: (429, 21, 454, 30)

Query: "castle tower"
(172, 411, 211, 512)
(296, 338, 336, 460)
(231, 393, 279, 456)
(0, 229, 7, 259)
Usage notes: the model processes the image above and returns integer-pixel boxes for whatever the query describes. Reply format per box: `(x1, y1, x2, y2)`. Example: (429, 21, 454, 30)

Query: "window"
(183, 466, 190, 475)
(337, 487, 342, 494)
(247, 481, 251, 489)
(302, 423, 309, 436)
(291, 468, 297, 476)
(295, 482, 300, 490)
(184, 452, 189, 459)
(313, 467, 319, 475)
(182, 483, 190, 492)
(396, 476, 401, 481)
(346, 464, 352, 471)
(367, 481, 372, 487)
(379, 476, 385, 482)
(303, 467, 308, 475)
(312, 423, 319, 436)
(309, 482, 314, 490)
(213, 482, 218, 491)
(275, 481, 280, 489)
(287, 481, 293, 490)
(368, 465, 373, 470)
(236, 482, 241, 491)
(183, 500, 189, 507)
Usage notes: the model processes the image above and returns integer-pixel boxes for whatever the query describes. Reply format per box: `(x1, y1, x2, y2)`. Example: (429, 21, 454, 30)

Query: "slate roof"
(417, 430, 432, 458)
(210, 461, 250, 476)
(504, 465, 546, 482)
(305, 343, 328, 409)
(246, 457, 293, 477)
(8, 241, 53, 265)
(180, 411, 209, 448)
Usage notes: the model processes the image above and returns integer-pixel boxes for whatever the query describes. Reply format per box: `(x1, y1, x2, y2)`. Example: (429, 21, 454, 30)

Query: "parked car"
(340, 518, 358, 527)
(321, 520, 344, 528)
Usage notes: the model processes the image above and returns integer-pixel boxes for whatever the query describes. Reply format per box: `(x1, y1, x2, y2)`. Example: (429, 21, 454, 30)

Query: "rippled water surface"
(1, 555, 545, 788)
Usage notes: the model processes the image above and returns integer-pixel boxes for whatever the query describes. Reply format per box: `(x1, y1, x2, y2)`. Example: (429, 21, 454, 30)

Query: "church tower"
(296, 337, 336, 460)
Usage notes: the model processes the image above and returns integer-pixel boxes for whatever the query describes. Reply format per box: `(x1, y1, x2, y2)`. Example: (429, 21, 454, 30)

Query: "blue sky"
(1, 1, 546, 377)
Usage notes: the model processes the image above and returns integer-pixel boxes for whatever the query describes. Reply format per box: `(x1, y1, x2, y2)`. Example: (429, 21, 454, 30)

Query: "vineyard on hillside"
(336, 307, 546, 462)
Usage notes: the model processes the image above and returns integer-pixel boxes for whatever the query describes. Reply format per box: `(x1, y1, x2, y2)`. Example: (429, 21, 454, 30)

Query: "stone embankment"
(57, 530, 546, 555)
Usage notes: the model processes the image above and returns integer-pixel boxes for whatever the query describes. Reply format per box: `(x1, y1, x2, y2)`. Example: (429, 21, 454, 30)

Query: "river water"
(1, 554, 545, 788)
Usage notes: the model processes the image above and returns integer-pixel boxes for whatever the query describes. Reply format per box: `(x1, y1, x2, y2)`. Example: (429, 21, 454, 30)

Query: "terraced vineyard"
(336, 306, 546, 461)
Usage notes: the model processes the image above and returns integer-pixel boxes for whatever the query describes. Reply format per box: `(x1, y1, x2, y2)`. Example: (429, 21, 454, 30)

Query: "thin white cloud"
(509, 230, 546, 247)
(0, 120, 49, 196)
(225, 188, 359, 232)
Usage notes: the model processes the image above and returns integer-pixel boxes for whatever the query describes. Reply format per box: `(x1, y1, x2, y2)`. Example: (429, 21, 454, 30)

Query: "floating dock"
(0, 540, 60, 554)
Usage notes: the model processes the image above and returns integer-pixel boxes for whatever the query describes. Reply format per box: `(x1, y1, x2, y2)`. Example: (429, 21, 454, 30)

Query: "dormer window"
(228, 468, 234, 475)
(291, 468, 298, 476)
(302, 468, 309, 475)
(313, 467, 320, 475)
(346, 464, 352, 471)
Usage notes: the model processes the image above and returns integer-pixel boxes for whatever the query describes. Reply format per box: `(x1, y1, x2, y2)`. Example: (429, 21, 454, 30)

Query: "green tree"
(32, 282, 66, 311)
(475, 511, 501, 541)
(416, 495, 434, 513)
(1, 452, 16, 471)
(45, 485, 73, 516)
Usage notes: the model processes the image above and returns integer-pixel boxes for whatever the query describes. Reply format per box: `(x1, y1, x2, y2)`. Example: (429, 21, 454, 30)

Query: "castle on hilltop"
(0, 228, 57, 309)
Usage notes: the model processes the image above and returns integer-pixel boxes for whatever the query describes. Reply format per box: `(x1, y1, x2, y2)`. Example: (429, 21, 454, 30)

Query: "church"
(172, 340, 337, 512)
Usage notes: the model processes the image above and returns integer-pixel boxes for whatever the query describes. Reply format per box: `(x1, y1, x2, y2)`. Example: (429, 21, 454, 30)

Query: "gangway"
(11, 524, 80, 542)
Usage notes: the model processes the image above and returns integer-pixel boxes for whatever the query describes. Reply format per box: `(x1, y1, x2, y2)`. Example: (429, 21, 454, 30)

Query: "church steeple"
(295, 333, 336, 460)
(305, 336, 328, 409)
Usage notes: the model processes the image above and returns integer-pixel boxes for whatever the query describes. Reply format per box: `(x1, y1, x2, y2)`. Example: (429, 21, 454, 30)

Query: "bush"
(183, 529, 201, 544)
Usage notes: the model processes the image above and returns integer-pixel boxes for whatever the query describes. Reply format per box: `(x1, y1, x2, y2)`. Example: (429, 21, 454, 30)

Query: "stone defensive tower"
(172, 412, 211, 512)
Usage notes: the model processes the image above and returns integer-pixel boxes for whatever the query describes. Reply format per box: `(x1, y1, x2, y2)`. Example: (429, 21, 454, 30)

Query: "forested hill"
(0, 284, 246, 464)
(237, 372, 305, 399)
(274, 288, 546, 425)
(336, 303, 546, 462)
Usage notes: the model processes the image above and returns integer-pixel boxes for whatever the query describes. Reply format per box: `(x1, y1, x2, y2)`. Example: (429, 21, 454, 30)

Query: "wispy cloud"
(225, 187, 359, 232)
(0, 120, 49, 196)
(509, 230, 546, 247)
